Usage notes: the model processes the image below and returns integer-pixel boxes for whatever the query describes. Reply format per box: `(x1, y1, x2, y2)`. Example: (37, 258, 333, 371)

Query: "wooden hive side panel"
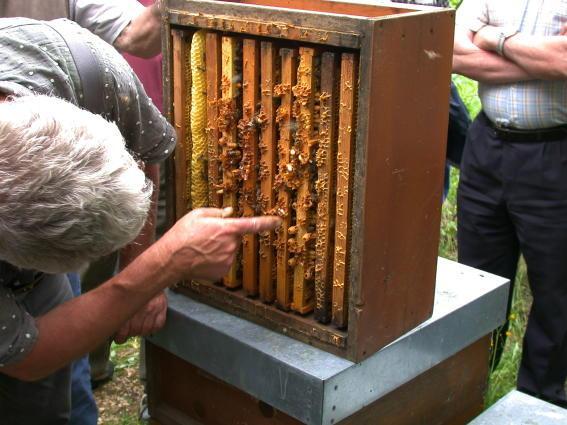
(348, 11, 455, 361)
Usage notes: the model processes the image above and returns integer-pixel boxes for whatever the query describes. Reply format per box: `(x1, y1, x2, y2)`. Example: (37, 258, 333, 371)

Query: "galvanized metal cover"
(149, 258, 509, 424)
(469, 390, 567, 425)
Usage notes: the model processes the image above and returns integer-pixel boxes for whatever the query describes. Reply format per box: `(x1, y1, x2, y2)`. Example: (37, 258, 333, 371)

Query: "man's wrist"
(497, 28, 518, 57)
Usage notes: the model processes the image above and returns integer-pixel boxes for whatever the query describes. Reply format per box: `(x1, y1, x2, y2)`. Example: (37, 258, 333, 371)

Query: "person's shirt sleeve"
(456, 0, 489, 33)
(0, 286, 38, 367)
(70, 0, 145, 45)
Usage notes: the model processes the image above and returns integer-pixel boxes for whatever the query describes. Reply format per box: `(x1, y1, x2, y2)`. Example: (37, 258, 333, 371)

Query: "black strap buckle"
(0, 261, 44, 294)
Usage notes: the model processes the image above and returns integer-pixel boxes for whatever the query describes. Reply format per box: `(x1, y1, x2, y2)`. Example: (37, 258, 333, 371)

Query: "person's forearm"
(499, 34, 567, 80)
(453, 27, 532, 83)
(2, 239, 176, 381)
(113, 2, 162, 58)
(0, 207, 281, 381)
(119, 163, 160, 268)
(472, 25, 567, 80)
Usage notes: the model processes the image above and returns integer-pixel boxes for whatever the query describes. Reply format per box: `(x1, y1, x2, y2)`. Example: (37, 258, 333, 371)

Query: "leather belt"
(486, 117, 567, 143)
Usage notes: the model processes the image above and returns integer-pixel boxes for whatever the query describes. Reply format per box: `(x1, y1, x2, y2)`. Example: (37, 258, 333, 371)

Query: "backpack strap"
(44, 21, 105, 115)
(0, 260, 44, 294)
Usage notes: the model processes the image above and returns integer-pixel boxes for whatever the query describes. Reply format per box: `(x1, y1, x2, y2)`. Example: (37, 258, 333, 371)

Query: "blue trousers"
(67, 273, 99, 425)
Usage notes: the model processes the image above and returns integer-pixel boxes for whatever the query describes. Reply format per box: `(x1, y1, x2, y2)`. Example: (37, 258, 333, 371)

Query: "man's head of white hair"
(0, 95, 152, 273)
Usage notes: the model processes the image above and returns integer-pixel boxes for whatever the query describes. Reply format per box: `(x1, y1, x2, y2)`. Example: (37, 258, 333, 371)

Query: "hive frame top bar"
(149, 258, 509, 425)
(164, 0, 447, 48)
(164, 0, 439, 18)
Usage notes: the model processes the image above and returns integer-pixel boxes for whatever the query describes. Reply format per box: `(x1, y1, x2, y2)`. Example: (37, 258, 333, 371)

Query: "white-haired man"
(1, 2, 166, 422)
(0, 17, 282, 424)
(1, 3, 164, 422)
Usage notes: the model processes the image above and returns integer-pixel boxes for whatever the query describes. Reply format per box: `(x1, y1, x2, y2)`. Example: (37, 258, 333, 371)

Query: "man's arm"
(473, 25, 567, 80)
(72, 0, 161, 58)
(115, 162, 166, 342)
(113, 1, 162, 58)
(0, 209, 281, 381)
(119, 163, 160, 268)
(453, 25, 533, 83)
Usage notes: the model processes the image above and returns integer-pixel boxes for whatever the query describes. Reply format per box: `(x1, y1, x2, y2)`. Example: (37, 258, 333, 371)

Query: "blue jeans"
(67, 273, 99, 425)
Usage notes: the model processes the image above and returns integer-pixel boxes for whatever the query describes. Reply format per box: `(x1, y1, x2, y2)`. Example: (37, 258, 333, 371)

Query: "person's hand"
(160, 207, 281, 282)
(473, 25, 500, 52)
(113, 291, 168, 344)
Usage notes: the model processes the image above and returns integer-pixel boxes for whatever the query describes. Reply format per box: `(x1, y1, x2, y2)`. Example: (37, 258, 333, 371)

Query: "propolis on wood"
(163, 0, 454, 361)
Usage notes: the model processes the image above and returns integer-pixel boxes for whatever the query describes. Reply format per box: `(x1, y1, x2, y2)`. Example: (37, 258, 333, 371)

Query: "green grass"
(485, 263, 531, 406)
(110, 338, 141, 371)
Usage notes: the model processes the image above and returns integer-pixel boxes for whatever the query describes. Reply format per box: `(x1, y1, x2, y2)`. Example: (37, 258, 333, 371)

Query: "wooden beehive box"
(162, 0, 454, 362)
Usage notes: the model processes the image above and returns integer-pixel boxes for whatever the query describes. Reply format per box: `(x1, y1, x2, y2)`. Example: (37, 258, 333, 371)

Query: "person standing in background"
(453, 0, 567, 408)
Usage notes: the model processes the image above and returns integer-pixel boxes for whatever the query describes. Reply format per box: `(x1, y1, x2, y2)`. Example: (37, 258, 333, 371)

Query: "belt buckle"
(9, 273, 43, 294)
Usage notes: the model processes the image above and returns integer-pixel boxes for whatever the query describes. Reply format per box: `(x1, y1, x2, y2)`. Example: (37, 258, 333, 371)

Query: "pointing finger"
(224, 216, 282, 235)
(221, 207, 234, 218)
(189, 207, 227, 218)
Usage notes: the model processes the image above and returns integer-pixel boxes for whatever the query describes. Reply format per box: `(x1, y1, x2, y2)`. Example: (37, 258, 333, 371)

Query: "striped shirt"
(457, 0, 567, 129)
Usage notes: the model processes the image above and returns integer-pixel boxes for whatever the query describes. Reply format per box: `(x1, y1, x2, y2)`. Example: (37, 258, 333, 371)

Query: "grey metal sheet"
(468, 390, 567, 425)
(149, 258, 509, 424)
(323, 258, 509, 424)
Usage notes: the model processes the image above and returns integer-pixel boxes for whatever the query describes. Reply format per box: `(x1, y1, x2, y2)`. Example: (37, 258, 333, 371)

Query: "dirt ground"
(93, 342, 144, 425)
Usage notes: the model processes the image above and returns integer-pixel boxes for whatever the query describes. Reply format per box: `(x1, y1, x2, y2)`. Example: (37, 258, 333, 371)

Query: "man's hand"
(472, 25, 501, 53)
(113, 1, 162, 58)
(159, 207, 281, 282)
(113, 291, 167, 344)
(453, 25, 532, 83)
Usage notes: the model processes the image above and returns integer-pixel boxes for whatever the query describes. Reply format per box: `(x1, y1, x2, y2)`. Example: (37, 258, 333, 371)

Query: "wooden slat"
(275, 48, 297, 311)
(205, 32, 222, 208)
(291, 47, 316, 315)
(258, 41, 277, 303)
(220, 36, 241, 289)
(332, 52, 358, 328)
(171, 12, 362, 49)
(241, 39, 260, 296)
(171, 30, 191, 220)
(314, 52, 338, 324)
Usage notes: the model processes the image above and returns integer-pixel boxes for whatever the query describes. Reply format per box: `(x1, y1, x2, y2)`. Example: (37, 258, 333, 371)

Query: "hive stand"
(147, 258, 509, 425)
